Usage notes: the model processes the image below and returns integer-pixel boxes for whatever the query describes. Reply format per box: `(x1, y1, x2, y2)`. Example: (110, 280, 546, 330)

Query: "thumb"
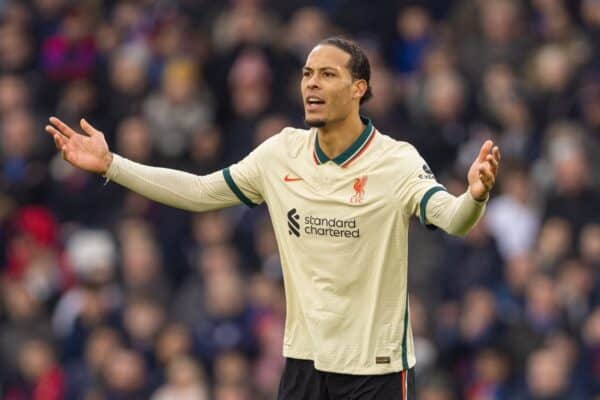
(80, 118, 101, 137)
(477, 140, 493, 162)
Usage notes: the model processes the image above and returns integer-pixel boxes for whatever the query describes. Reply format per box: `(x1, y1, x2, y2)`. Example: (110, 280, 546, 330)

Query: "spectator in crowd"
(582, 308, 600, 395)
(456, 0, 532, 81)
(0, 75, 30, 115)
(151, 355, 209, 400)
(154, 323, 194, 372)
(390, 5, 435, 76)
(283, 7, 334, 63)
(0, 18, 35, 74)
(64, 326, 123, 399)
(40, 7, 97, 82)
(118, 219, 170, 301)
(1, 111, 50, 206)
(104, 43, 151, 133)
(486, 162, 540, 261)
(52, 228, 119, 358)
(114, 115, 153, 164)
(521, 346, 572, 399)
(223, 47, 274, 163)
(101, 347, 150, 399)
(7, 338, 66, 400)
(144, 57, 214, 163)
(0, 281, 54, 387)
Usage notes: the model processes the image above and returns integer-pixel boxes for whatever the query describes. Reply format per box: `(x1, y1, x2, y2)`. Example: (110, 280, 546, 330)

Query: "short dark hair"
(318, 36, 372, 105)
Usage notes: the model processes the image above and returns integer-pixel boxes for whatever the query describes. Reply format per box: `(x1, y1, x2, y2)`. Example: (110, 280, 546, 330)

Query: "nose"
(305, 74, 320, 90)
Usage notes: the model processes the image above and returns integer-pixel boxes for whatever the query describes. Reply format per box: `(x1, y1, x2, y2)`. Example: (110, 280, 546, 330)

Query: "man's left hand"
(468, 140, 501, 201)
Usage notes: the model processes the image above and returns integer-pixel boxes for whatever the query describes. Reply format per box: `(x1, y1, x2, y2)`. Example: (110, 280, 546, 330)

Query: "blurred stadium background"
(0, 0, 599, 399)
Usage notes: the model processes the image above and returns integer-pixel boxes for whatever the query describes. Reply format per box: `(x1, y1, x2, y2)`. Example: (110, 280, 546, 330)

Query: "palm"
(467, 140, 501, 201)
(65, 132, 108, 172)
(45, 117, 111, 174)
(468, 160, 487, 195)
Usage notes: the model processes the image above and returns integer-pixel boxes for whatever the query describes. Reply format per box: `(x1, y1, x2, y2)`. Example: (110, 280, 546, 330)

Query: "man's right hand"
(45, 117, 113, 175)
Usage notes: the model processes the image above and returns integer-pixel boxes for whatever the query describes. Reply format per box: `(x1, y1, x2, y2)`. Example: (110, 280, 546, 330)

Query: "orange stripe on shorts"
(401, 370, 407, 400)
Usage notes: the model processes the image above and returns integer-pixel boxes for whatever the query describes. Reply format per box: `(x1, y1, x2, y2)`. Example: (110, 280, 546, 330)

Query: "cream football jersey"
(106, 117, 484, 375)
(223, 117, 446, 374)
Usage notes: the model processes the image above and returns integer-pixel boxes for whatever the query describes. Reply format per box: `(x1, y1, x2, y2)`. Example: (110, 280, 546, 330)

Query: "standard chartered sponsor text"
(303, 215, 360, 238)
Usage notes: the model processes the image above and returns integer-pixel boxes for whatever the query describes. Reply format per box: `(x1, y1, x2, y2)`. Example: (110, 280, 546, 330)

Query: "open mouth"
(305, 96, 325, 112)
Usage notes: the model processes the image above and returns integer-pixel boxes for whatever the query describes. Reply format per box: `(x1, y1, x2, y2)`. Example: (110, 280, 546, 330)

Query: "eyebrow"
(302, 66, 339, 72)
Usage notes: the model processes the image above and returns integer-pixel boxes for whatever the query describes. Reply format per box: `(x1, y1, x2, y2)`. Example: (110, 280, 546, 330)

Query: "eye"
(323, 71, 335, 78)
(302, 70, 311, 77)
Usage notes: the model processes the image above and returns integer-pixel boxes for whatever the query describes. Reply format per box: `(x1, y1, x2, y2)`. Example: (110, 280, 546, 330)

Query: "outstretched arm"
(422, 140, 501, 236)
(45, 117, 243, 212)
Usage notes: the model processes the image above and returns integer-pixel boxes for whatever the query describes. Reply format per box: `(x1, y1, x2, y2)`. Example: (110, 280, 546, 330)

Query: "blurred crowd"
(0, 0, 598, 399)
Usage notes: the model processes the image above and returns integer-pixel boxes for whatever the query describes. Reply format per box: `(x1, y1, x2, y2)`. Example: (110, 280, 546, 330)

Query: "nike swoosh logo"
(284, 174, 303, 182)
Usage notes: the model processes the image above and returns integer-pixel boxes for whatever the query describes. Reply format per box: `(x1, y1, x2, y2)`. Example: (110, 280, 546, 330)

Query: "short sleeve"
(398, 147, 447, 226)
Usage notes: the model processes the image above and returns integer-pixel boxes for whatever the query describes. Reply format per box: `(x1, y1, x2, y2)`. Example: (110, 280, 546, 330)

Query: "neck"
(317, 113, 365, 159)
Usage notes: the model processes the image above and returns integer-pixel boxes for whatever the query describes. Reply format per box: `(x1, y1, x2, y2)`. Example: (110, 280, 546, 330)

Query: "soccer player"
(46, 37, 500, 399)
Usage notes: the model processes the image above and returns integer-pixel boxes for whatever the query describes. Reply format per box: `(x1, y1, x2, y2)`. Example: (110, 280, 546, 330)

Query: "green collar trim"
(313, 117, 375, 166)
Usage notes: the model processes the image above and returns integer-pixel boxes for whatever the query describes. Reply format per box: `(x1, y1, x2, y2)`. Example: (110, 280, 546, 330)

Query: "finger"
(493, 146, 501, 162)
(479, 166, 496, 189)
(486, 154, 499, 174)
(46, 125, 68, 147)
(478, 176, 494, 191)
(53, 133, 67, 150)
(49, 116, 77, 138)
(61, 143, 78, 165)
(477, 140, 494, 162)
(80, 118, 101, 137)
(61, 145, 68, 161)
(45, 125, 64, 140)
(480, 163, 495, 177)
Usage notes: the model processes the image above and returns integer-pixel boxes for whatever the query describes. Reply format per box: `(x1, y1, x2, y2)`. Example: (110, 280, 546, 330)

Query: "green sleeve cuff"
(223, 167, 258, 208)
(419, 186, 447, 226)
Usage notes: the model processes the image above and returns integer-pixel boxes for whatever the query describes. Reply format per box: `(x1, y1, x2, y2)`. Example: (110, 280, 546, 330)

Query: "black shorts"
(277, 358, 416, 400)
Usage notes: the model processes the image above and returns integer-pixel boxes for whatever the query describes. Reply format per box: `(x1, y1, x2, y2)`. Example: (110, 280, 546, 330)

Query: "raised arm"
(424, 140, 501, 236)
(45, 117, 242, 212)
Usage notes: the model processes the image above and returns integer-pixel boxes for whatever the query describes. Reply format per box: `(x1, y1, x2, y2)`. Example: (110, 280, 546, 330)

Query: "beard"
(304, 118, 327, 127)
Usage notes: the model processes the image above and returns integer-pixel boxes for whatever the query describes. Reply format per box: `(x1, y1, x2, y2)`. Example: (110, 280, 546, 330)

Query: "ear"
(352, 79, 368, 101)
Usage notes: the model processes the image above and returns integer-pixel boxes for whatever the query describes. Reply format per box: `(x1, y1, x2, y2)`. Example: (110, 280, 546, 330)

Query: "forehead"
(304, 44, 351, 71)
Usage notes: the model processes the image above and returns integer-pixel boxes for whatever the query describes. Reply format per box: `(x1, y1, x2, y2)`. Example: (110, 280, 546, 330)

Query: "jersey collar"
(313, 117, 376, 168)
